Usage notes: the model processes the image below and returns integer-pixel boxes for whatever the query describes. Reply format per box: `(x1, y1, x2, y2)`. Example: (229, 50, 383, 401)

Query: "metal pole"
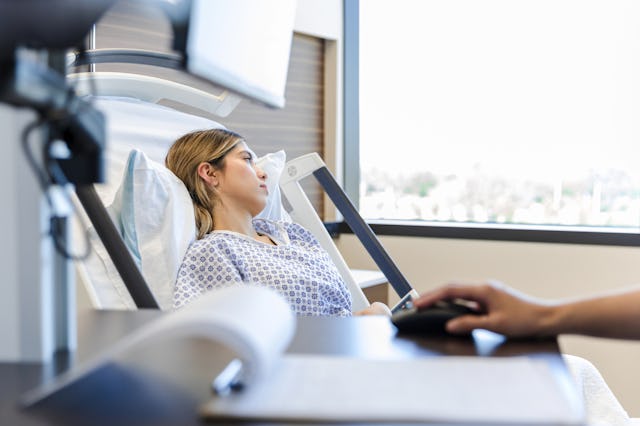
(75, 185, 159, 309)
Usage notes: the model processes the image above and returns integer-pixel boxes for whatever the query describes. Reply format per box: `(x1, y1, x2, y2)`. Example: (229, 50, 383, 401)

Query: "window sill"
(329, 220, 640, 247)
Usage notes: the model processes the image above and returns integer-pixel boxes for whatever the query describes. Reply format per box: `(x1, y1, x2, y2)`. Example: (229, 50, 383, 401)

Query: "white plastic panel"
(67, 72, 242, 117)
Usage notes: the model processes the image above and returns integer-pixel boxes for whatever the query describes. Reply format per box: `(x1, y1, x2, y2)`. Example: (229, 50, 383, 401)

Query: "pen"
(211, 358, 244, 396)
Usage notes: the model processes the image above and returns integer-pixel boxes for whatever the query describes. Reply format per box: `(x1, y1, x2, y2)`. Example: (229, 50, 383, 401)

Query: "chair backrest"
(75, 96, 223, 310)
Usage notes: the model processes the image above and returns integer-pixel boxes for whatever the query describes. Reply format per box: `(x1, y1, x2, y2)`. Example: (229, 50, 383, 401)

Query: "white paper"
(153, 285, 295, 385)
(202, 354, 585, 424)
(22, 286, 295, 405)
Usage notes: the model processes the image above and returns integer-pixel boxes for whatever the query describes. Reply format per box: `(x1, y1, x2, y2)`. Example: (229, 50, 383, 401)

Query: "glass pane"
(359, 0, 640, 228)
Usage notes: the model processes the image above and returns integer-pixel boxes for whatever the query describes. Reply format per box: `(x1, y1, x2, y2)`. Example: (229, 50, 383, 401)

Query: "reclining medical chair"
(68, 72, 417, 313)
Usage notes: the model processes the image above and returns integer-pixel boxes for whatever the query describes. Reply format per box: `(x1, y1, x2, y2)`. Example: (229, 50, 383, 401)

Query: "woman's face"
(214, 141, 268, 216)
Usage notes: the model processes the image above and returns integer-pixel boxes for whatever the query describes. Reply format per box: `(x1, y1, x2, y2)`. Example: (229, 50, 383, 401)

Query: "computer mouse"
(391, 299, 479, 335)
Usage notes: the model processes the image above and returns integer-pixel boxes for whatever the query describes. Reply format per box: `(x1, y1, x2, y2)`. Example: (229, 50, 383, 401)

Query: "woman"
(166, 128, 389, 316)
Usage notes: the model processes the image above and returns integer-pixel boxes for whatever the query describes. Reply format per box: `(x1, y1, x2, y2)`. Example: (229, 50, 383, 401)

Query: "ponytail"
(165, 128, 243, 239)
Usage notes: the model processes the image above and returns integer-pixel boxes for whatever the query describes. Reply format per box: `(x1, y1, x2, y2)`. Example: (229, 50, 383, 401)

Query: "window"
(357, 0, 640, 236)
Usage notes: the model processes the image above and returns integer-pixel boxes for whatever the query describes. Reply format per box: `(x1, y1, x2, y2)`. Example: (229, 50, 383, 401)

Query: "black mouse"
(391, 299, 479, 335)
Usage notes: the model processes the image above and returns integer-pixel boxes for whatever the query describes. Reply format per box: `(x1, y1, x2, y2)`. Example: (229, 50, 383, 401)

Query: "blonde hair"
(165, 128, 243, 239)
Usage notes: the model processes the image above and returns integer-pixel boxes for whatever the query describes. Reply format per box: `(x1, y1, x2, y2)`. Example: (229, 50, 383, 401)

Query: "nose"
(255, 164, 267, 181)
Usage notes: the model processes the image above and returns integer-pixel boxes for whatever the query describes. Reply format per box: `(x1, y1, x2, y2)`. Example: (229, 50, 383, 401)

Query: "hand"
(354, 301, 392, 317)
(413, 280, 554, 337)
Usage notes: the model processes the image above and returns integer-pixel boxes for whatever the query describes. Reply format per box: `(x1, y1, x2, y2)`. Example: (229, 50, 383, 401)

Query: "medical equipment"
(0, 0, 299, 361)
(0, 1, 113, 58)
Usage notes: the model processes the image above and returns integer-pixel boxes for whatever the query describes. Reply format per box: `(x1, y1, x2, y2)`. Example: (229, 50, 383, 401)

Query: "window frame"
(343, 0, 640, 247)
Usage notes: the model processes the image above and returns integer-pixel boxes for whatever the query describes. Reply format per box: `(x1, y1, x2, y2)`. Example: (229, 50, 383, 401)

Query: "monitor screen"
(185, 0, 297, 109)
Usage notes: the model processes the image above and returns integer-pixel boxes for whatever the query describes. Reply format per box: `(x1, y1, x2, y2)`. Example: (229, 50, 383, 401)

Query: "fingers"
(413, 282, 496, 309)
(446, 314, 489, 335)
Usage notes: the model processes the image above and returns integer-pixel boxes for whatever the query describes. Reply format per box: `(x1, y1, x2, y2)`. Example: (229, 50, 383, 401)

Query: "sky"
(359, 0, 640, 182)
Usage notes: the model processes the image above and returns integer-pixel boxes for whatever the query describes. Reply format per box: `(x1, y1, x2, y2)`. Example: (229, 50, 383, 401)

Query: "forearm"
(540, 288, 640, 339)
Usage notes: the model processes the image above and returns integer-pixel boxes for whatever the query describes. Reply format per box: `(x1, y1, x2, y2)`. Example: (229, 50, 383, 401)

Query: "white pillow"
(110, 149, 197, 309)
(254, 150, 292, 222)
(80, 149, 195, 310)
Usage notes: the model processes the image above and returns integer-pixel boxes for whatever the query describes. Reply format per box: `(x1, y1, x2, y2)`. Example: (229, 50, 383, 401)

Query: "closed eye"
(239, 150, 254, 163)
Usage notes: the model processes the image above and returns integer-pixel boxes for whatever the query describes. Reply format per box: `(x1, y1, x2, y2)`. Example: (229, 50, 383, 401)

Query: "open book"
(21, 286, 294, 424)
(22, 286, 584, 425)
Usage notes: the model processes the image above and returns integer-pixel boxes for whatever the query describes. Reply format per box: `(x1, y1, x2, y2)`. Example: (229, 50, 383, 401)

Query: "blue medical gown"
(174, 219, 352, 316)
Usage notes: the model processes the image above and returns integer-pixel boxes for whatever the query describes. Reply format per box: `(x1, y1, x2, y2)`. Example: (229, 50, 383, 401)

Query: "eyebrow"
(238, 150, 254, 158)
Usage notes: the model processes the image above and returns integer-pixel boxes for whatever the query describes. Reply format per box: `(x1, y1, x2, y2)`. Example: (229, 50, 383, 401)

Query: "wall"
(294, 0, 344, 221)
(336, 234, 640, 416)
(295, 0, 342, 40)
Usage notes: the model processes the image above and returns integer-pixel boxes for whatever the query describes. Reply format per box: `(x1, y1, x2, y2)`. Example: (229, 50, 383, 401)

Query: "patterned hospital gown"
(174, 219, 353, 316)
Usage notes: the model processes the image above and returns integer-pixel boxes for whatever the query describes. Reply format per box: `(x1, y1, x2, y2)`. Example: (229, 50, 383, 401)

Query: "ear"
(197, 162, 219, 186)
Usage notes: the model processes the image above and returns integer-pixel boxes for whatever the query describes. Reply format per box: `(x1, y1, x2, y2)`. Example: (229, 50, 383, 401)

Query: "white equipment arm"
(68, 72, 242, 117)
(281, 153, 419, 314)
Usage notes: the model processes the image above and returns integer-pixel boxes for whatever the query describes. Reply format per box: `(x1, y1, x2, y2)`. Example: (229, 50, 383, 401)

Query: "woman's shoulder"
(185, 231, 230, 252)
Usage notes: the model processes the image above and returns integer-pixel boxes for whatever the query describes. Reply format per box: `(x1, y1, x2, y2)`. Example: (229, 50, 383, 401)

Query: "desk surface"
(351, 269, 387, 289)
(1, 309, 581, 426)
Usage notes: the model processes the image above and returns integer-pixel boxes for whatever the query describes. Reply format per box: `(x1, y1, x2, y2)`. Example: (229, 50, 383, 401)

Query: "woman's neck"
(213, 211, 275, 245)
(212, 205, 258, 238)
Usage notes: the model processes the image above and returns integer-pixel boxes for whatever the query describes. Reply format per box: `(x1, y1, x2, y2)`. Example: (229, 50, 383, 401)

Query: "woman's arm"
(413, 281, 640, 339)
(544, 286, 640, 339)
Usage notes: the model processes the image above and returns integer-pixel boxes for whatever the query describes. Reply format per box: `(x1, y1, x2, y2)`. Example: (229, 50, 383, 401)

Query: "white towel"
(563, 354, 630, 426)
